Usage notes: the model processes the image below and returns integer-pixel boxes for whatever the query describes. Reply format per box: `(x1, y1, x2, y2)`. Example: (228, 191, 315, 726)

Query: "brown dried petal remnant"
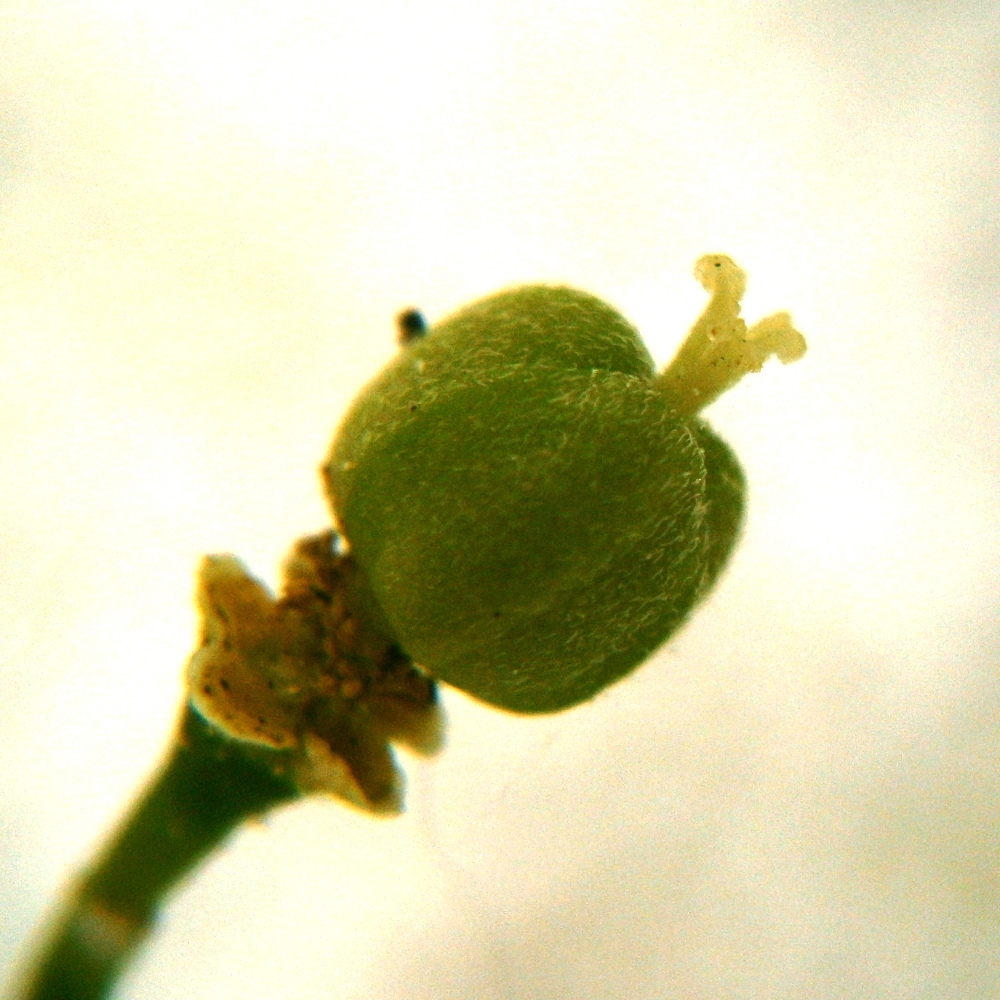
(187, 530, 442, 813)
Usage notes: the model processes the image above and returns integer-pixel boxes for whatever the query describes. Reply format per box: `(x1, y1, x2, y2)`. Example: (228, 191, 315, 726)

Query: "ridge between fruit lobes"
(325, 256, 805, 713)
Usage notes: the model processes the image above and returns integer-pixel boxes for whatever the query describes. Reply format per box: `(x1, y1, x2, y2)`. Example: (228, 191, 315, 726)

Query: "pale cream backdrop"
(2, 1, 999, 997)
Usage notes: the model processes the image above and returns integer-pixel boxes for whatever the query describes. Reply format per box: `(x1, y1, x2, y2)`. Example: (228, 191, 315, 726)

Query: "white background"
(2, 1, 999, 997)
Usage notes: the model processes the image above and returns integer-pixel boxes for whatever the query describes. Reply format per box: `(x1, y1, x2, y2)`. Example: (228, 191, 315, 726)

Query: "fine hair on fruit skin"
(325, 255, 805, 713)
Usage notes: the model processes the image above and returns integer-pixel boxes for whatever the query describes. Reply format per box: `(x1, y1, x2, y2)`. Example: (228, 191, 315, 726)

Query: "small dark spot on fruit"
(396, 308, 427, 344)
(220, 679, 231, 692)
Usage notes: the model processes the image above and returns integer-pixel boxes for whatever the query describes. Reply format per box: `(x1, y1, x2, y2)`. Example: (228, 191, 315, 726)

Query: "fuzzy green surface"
(326, 286, 744, 713)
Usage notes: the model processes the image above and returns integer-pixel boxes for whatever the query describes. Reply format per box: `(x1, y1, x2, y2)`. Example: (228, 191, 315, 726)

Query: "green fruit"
(324, 257, 805, 713)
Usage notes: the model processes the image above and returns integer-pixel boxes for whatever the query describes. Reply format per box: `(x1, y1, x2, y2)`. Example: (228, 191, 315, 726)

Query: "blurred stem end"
(14, 705, 301, 1000)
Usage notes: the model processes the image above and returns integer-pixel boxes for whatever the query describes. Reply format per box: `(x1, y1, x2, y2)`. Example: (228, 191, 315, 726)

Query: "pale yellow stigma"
(656, 254, 807, 417)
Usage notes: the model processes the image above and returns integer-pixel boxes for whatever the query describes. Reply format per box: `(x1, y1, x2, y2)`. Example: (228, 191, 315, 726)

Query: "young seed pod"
(325, 256, 805, 713)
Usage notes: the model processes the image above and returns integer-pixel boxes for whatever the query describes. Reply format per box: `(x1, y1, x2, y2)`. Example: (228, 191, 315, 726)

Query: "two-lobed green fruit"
(325, 258, 804, 713)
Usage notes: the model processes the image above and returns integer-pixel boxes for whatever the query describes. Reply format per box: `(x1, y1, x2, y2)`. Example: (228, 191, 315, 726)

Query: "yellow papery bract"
(186, 533, 442, 812)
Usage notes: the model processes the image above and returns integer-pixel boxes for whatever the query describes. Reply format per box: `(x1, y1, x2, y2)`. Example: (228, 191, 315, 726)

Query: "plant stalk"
(15, 704, 300, 1000)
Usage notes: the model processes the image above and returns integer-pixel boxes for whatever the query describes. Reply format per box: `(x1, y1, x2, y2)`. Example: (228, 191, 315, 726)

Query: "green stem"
(16, 704, 300, 1000)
